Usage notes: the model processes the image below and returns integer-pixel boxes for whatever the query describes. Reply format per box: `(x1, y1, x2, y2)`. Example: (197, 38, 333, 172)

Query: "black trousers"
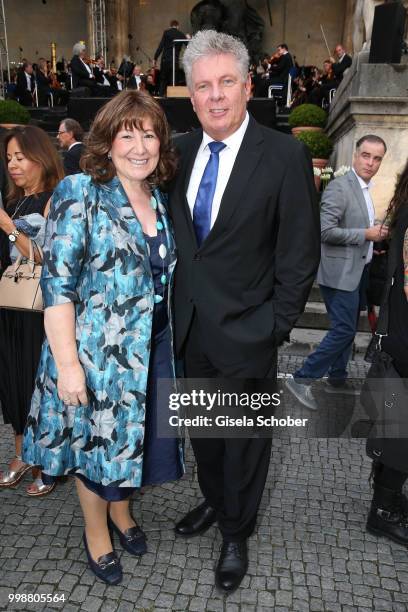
(374, 359, 408, 493)
(183, 315, 274, 542)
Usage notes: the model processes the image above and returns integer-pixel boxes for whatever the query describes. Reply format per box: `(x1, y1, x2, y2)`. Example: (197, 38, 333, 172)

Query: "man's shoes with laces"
(175, 501, 217, 537)
(285, 376, 318, 411)
(324, 379, 359, 396)
(215, 540, 248, 592)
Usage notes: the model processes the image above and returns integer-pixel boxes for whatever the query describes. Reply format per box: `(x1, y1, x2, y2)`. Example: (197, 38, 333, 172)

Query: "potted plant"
(288, 103, 327, 136)
(0, 100, 30, 128)
(294, 130, 333, 190)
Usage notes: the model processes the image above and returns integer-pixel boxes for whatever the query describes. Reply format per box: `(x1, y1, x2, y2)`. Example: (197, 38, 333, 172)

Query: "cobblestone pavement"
(1, 355, 408, 612)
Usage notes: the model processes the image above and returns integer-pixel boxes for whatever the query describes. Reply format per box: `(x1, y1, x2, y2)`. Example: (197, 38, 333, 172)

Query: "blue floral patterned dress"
(23, 174, 184, 490)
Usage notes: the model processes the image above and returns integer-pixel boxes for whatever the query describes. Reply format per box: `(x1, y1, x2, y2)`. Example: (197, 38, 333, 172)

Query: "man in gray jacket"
(286, 135, 388, 410)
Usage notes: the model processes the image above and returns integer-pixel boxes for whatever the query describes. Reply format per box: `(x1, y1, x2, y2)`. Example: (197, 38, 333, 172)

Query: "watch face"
(8, 234, 17, 243)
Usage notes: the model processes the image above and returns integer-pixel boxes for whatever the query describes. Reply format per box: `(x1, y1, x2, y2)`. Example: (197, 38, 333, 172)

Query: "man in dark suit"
(330, 44, 352, 82)
(254, 43, 294, 97)
(57, 118, 84, 175)
(154, 19, 187, 96)
(169, 30, 320, 592)
(16, 62, 35, 106)
(128, 64, 145, 91)
(70, 42, 99, 95)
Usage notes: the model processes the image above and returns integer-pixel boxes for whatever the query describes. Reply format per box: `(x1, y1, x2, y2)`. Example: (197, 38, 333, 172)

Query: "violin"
(83, 54, 98, 65)
(49, 69, 62, 89)
(269, 51, 281, 65)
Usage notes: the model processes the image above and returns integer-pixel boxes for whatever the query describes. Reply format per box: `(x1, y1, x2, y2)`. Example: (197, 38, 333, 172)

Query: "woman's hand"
(57, 362, 88, 406)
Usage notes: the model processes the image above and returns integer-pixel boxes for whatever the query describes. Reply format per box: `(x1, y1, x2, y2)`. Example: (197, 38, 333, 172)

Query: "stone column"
(342, 0, 355, 53)
(85, 0, 94, 55)
(114, 0, 130, 66)
(327, 62, 408, 216)
(105, 0, 117, 65)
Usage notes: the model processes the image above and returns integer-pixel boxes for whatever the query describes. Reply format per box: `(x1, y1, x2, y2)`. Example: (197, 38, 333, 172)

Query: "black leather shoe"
(366, 484, 408, 547)
(108, 516, 147, 556)
(175, 501, 217, 537)
(215, 540, 248, 592)
(83, 532, 122, 585)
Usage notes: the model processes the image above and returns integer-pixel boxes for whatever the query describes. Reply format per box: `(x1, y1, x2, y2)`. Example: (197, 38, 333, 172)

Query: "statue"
(190, 0, 265, 62)
(353, 0, 408, 53)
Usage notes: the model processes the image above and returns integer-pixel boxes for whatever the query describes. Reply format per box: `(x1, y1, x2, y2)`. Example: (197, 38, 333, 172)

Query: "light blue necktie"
(193, 141, 226, 246)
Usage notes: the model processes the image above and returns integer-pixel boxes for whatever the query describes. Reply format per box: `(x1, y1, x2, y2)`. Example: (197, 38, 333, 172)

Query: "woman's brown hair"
(385, 158, 408, 232)
(81, 89, 177, 187)
(3, 125, 64, 204)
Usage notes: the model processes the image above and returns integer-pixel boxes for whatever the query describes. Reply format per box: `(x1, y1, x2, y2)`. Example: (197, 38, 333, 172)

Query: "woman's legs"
(0, 432, 39, 481)
(109, 498, 137, 532)
(75, 478, 113, 560)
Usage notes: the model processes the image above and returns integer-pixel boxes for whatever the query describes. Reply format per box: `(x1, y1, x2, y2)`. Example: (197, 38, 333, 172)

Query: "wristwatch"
(8, 229, 20, 243)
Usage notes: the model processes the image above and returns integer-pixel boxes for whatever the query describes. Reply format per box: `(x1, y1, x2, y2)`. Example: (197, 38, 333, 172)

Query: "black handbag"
(360, 244, 408, 470)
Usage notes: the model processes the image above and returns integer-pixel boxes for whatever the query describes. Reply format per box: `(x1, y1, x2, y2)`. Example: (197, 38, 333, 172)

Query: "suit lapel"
(178, 130, 202, 248)
(347, 171, 370, 226)
(203, 117, 264, 247)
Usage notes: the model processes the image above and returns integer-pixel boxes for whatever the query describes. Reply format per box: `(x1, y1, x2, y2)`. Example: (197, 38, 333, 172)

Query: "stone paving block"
(3, 362, 408, 611)
(69, 585, 89, 604)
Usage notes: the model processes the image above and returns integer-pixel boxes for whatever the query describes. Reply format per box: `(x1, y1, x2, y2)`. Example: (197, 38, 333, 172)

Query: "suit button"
(362, 256, 366, 259)
(193, 254, 201, 261)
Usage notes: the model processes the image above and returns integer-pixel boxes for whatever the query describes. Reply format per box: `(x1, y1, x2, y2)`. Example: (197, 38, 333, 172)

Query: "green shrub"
(295, 130, 333, 159)
(0, 100, 30, 125)
(288, 103, 327, 128)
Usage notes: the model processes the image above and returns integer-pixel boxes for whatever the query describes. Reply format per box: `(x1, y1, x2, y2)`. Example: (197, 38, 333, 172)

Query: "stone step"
(28, 106, 68, 132)
(281, 328, 371, 359)
(309, 285, 323, 302)
(296, 301, 371, 333)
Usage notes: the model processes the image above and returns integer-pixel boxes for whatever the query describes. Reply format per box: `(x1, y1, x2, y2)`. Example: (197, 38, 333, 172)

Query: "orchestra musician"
(93, 56, 115, 97)
(16, 61, 35, 106)
(128, 65, 145, 91)
(308, 59, 338, 107)
(36, 58, 69, 106)
(70, 42, 99, 95)
(254, 44, 294, 97)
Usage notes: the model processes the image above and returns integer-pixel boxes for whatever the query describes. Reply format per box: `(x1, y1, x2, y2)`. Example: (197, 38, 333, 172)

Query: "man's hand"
(365, 225, 389, 242)
(57, 362, 88, 407)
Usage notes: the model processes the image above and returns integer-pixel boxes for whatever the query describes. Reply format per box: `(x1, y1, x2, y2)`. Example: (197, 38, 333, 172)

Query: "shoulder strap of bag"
(376, 235, 400, 342)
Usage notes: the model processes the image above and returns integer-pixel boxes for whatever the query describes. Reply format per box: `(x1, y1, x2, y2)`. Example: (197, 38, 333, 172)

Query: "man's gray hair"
(73, 42, 86, 56)
(182, 29, 249, 90)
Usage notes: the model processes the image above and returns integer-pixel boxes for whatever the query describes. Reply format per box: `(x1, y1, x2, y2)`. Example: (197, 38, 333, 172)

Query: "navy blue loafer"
(83, 532, 122, 585)
(108, 516, 147, 556)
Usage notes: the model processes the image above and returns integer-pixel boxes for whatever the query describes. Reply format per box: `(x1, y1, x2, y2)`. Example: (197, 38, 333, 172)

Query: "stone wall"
(327, 61, 408, 217)
(5, 0, 87, 66)
(130, 0, 347, 70)
(4, 0, 348, 71)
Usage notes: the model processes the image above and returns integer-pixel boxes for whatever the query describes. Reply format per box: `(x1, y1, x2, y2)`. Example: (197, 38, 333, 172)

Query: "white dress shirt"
(187, 112, 250, 228)
(80, 58, 93, 76)
(68, 141, 82, 151)
(352, 168, 375, 263)
(25, 72, 32, 91)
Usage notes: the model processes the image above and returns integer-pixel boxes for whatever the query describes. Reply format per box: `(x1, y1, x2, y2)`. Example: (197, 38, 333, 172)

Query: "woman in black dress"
(0, 125, 64, 495)
(366, 158, 408, 545)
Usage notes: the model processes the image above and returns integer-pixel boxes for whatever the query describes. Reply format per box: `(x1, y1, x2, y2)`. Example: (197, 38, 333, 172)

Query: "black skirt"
(0, 309, 44, 435)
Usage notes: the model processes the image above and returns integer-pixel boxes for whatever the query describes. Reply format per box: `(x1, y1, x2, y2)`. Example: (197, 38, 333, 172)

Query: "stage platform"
(67, 96, 276, 133)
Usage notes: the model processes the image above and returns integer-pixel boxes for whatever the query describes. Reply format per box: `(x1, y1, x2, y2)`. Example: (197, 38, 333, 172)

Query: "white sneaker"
(285, 376, 318, 411)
